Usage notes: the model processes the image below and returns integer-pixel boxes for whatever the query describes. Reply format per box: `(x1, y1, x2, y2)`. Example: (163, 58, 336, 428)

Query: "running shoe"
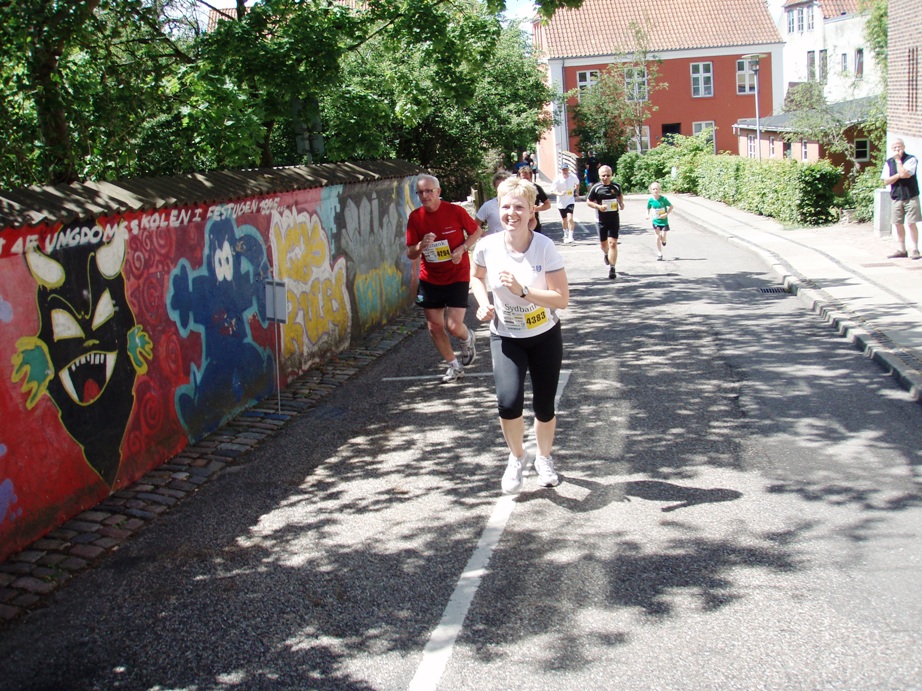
(460, 330, 476, 366)
(888, 249, 909, 258)
(608, 266, 616, 280)
(657, 253, 664, 261)
(603, 254, 610, 265)
(502, 452, 526, 494)
(912, 249, 921, 260)
(441, 364, 464, 383)
(534, 455, 560, 487)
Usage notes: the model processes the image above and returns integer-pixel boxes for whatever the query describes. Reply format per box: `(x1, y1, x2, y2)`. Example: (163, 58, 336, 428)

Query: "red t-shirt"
(406, 201, 479, 285)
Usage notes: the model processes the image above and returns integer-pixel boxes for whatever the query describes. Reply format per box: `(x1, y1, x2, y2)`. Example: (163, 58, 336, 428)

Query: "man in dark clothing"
(586, 165, 624, 279)
(518, 166, 551, 233)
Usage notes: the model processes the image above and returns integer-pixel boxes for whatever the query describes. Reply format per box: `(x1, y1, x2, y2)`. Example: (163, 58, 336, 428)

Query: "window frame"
(625, 66, 649, 102)
(628, 125, 651, 153)
(690, 62, 714, 98)
(692, 121, 716, 152)
(796, 7, 804, 32)
(801, 139, 809, 161)
(855, 48, 864, 79)
(787, 10, 795, 33)
(576, 70, 599, 101)
(769, 136, 776, 157)
(807, 51, 816, 81)
(747, 134, 756, 159)
(854, 138, 870, 162)
(736, 59, 756, 94)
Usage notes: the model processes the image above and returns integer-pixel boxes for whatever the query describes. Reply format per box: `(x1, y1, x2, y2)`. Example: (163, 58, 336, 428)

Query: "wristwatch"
(520, 285, 529, 298)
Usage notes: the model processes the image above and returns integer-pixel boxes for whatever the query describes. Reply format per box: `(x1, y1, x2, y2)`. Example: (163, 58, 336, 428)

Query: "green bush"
(696, 154, 742, 204)
(614, 151, 642, 192)
(846, 164, 882, 222)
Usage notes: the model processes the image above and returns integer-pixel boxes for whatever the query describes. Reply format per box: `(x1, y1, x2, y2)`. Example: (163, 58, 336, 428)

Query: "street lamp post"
(742, 54, 767, 161)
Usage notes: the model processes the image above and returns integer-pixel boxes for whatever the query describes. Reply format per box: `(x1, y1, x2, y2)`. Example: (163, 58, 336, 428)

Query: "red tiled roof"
(538, 0, 781, 59)
(819, 0, 859, 19)
(782, 0, 858, 18)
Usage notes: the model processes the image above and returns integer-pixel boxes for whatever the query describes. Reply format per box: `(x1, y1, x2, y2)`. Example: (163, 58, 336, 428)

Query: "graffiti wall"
(0, 177, 419, 561)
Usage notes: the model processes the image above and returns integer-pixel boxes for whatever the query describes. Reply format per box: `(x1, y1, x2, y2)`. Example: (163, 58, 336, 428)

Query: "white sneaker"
(502, 452, 526, 494)
(657, 253, 664, 261)
(460, 330, 476, 366)
(534, 455, 559, 487)
(441, 364, 463, 383)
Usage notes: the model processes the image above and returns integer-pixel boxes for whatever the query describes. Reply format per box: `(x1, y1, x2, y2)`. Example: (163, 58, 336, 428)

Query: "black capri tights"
(490, 322, 563, 422)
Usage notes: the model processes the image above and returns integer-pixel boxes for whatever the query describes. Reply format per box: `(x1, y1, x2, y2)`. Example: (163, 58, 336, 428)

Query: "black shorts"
(418, 279, 470, 309)
(598, 215, 620, 241)
(557, 205, 575, 218)
(653, 223, 670, 232)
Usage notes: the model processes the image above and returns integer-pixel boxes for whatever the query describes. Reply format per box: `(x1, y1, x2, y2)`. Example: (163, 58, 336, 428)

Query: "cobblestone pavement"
(0, 310, 427, 625)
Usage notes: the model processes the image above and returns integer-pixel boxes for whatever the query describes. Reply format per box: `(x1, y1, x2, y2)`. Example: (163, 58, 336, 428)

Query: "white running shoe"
(502, 452, 526, 494)
(460, 330, 476, 367)
(657, 253, 664, 261)
(441, 364, 464, 383)
(534, 455, 560, 487)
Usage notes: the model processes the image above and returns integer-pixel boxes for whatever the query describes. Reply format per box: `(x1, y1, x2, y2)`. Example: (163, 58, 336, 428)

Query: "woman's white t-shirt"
(473, 231, 565, 339)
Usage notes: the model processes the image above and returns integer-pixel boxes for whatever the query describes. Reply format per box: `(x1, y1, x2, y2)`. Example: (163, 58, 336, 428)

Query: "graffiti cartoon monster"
(168, 214, 274, 441)
(12, 228, 153, 486)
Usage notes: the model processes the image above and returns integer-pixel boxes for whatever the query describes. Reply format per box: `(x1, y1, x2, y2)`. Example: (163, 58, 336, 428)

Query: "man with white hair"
(406, 174, 483, 382)
(881, 138, 920, 259)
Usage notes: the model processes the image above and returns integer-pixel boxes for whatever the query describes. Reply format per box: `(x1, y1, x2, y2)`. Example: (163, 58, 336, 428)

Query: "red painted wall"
(0, 178, 419, 561)
(561, 54, 773, 155)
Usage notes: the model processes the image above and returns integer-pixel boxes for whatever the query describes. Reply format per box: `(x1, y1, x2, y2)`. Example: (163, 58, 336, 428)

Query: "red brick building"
(531, 0, 784, 178)
(886, 0, 922, 155)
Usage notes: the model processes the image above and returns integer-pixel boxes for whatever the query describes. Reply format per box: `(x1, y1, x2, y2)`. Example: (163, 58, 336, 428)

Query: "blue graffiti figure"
(168, 215, 275, 440)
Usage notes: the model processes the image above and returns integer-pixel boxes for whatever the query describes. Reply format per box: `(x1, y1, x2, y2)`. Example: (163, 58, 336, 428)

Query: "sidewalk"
(667, 194, 922, 402)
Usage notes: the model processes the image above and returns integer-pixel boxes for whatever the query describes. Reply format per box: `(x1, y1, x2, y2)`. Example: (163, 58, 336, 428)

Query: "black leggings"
(490, 322, 563, 422)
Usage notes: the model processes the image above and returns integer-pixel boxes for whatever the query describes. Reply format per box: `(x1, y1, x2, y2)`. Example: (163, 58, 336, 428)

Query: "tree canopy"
(0, 0, 566, 191)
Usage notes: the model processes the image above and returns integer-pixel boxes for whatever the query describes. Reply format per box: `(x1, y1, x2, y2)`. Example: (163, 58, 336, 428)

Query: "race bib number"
(656, 208, 667, 219)
(604, 200, 619, 212)
(422, 239, 452, 263)
(502, 303, 551, 332)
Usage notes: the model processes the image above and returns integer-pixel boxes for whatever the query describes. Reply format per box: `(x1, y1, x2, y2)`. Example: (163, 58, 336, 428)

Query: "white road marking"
(407, 370, 573, 691)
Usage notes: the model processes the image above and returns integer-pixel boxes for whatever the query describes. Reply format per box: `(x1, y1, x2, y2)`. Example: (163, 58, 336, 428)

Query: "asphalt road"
(1, 200, 921, 690)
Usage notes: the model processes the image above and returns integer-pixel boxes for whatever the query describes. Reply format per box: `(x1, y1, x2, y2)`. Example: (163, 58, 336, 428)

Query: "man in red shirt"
(406, 174, 482, 382)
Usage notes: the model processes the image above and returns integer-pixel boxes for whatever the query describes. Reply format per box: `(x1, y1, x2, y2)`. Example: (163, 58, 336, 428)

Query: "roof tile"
(539, 0, 782, 59)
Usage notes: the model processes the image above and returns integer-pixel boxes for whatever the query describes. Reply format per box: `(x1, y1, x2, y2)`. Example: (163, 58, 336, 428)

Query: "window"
(769, 136, 776, 157)
(819, 49, 827, 82)
(693, 121, 716, 152)
(841, 53, 848, 72)
(691, 62, 713, 97)
(807, 51, 816, 81)
(747, 134, 756, 159)
(576, 70, 599, 100)
(855, 48, 864, 79)
(807, 7, 814, 30)
(784, 141, 792, 158)
(796, 7, 804, 32)
(628, 126, 651, 153)
(910, 47, 920, 112)
(854, 139, 869, 161)
(737, 59, 756, 94)
(801, 140, 809, 161)
(625, 66, 648, 102)
(787, 10, 795, 33)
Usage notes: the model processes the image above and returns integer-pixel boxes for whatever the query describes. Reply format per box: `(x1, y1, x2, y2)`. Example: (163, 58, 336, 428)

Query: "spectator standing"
(586, 165, 624, 279)
(552, 161, 580, 244)
(645, 181, 673, 261)
(471, 176, 569, 493)
(406, 174, 482, 383)
(881, 139, 921, 259)
(517, 166, 551, 233)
